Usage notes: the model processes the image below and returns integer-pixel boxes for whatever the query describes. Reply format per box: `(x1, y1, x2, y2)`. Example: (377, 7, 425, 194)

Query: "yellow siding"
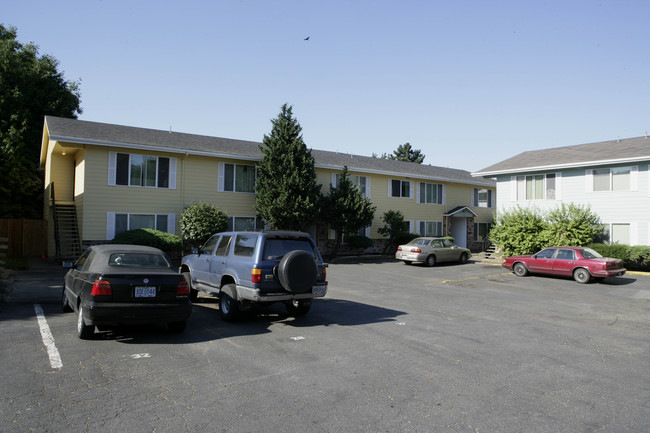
(318, 168, 496, 236)
(74, 151, 85, 238)
(54, 143, 494, 242)
(79, 148, 261, 240)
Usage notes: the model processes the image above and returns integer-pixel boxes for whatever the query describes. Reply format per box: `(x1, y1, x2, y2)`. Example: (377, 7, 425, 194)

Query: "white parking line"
(34, 304, 63, 369)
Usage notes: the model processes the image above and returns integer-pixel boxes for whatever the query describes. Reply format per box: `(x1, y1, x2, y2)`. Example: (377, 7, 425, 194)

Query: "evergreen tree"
(383, 143, 425, 164)
(321, 166, 376, 256)
(255, 104, 321, 230)
(0, 25, 82, 218)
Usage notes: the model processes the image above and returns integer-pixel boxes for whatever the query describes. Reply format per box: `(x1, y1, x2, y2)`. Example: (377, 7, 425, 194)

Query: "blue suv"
(180, 231, 328, 321)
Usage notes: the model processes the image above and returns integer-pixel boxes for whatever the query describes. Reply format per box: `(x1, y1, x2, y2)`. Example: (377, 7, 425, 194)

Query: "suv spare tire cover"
(278, 250, 318, 293)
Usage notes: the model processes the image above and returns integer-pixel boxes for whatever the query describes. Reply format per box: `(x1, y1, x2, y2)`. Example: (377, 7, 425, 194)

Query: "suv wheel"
(219, 287, 240, 322)
(285, 300, 312, 317)
(278, 250, 317, 293)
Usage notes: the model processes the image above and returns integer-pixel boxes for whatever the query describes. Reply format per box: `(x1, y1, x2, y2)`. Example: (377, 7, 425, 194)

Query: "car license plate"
(312, 285, 327, 296)
(135, 286, 157, 298)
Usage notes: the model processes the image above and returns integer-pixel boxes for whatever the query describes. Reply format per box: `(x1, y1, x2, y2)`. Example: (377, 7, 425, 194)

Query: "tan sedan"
(396, 237, 471, 267)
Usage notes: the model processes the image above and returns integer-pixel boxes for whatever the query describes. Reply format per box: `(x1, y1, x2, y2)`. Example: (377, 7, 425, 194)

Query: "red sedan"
(502, 246, 626, 284)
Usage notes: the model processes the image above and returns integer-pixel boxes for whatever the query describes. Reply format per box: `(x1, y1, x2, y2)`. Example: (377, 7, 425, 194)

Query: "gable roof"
(473, 136, 650, 177)
(43, 116, 494, 187)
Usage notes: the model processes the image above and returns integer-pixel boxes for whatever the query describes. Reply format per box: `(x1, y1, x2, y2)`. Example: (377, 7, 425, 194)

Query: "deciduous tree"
(0, 25, 82, 218)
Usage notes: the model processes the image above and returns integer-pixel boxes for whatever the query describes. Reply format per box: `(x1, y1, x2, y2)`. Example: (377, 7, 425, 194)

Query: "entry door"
(451, 217, 467, 248)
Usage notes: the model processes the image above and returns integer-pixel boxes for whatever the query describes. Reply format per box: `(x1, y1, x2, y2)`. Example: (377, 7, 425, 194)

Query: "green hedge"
(588, 243, 650, 271)
(111, 228, 182, 252)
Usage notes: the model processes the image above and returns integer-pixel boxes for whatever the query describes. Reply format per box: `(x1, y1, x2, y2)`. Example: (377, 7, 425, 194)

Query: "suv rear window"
(263, 238, 317, 260)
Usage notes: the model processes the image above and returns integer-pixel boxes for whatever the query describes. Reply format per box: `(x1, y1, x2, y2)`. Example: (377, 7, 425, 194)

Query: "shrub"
(542, 203, 603, 246)
(588, 243, 650, 271)
(347, 235, 374, 252)
(111, 228, 182, 252)
(490, 204, 603, 257)
(377, 210, 410, 253)
(180, 202, 228, 247)
(489, 206, 548, 257)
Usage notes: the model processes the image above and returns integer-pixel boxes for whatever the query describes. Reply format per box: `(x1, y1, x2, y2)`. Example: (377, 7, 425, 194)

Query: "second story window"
(473, 188, 494, 207)
(109, 152, 176, 189)
(594, 168, 630, 191)
(390, 179, 412, 198)
(515, 174, 557, 200)
(335, 174, 369, 198)
(219, 162, 256, 193)
(418, 182, 444, 204)
(587, 166, 637, 193)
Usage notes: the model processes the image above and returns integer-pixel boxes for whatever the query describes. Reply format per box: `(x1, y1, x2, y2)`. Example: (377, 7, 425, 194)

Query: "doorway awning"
(444, 206, 478, 218)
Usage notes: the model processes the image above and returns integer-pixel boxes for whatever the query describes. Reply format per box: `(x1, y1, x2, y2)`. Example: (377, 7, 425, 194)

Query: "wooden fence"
(0, 219, 47, 257)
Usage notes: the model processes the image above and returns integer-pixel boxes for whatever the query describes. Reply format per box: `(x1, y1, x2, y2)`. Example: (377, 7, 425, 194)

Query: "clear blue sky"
(5, 0, 650, 172)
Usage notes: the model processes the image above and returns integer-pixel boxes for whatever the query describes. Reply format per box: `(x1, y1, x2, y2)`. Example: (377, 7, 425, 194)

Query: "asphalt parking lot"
(1, 258, 649, 432)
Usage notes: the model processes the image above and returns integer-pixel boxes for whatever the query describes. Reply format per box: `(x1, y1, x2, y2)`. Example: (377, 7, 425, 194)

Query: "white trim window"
(601, 223, 633, 245)
(418, 221, 442, 236)
(106, 212, 176, 239)
(587, 166, 638, 192)
(226, 216, 263, 232)
(331, 173, 370, 198)
(108, 152, 176, 189)
(417, 182, 445, 205)
(218, 162, 257, 193)
(513, 173, 560, 200)
(389, 179, 413, 198)
(472, 188, 494, 207)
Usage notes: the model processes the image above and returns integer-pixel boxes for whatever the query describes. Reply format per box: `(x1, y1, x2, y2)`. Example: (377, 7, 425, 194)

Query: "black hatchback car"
(62, 244, 192, 339)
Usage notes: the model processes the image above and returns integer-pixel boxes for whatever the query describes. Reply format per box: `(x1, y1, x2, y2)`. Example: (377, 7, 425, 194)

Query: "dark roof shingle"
(45, 116, 494, 187)
(474, 136, 650, 176)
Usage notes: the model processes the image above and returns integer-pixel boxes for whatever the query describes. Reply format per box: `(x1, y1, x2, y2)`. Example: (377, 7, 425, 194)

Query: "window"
(109, 152, 175, 189)
(390, 179, 412, 198)
(199, 235, 220, 255)
(473, 188, 493, 207)
(536, 248, 556, 259)
(556, 249, 576, 260)
(226, 216, 261, 231)
(107, 212, 175, 239)
(419, 221, 442, 236)
(418, 183, 444, 204)
(610, 223, 630, 244)
(588, 167, 636, 192)
(475, 223, 491, 241)
(335, 173, 369, 198)
(215, 236, 232, 256)
(234, 234, 258, 257)
(219, 162, 256, 193)
(515, 174, 558, 200)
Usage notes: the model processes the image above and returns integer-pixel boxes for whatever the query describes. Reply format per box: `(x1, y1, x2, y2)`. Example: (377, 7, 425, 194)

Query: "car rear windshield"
(579, 248, 603, 259)
(263, 238, 317, 260)
(108, 253, 173, 269)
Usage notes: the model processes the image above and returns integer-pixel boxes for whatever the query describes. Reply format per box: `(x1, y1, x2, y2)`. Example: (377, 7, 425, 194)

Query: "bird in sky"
(304, 36, 310, 41)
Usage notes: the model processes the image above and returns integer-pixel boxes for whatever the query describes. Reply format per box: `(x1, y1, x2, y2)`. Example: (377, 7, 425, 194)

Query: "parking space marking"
(34, 304, 63, 369)
(442, 272, 511, 284)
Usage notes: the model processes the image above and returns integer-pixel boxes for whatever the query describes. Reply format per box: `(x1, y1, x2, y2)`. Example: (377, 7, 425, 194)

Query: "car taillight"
(322, 266, 327, 282)
(91, 279, 112, 296)
(397, 247, 402, 252)
(176, 280, 190, 295)
(412, 248, 421, 253)
(251, 268, 262, 284)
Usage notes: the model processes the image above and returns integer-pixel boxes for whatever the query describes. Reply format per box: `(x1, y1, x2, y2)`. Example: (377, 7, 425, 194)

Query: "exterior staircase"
(482, 238, 497, 259)
(51, 184, 82, 264)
